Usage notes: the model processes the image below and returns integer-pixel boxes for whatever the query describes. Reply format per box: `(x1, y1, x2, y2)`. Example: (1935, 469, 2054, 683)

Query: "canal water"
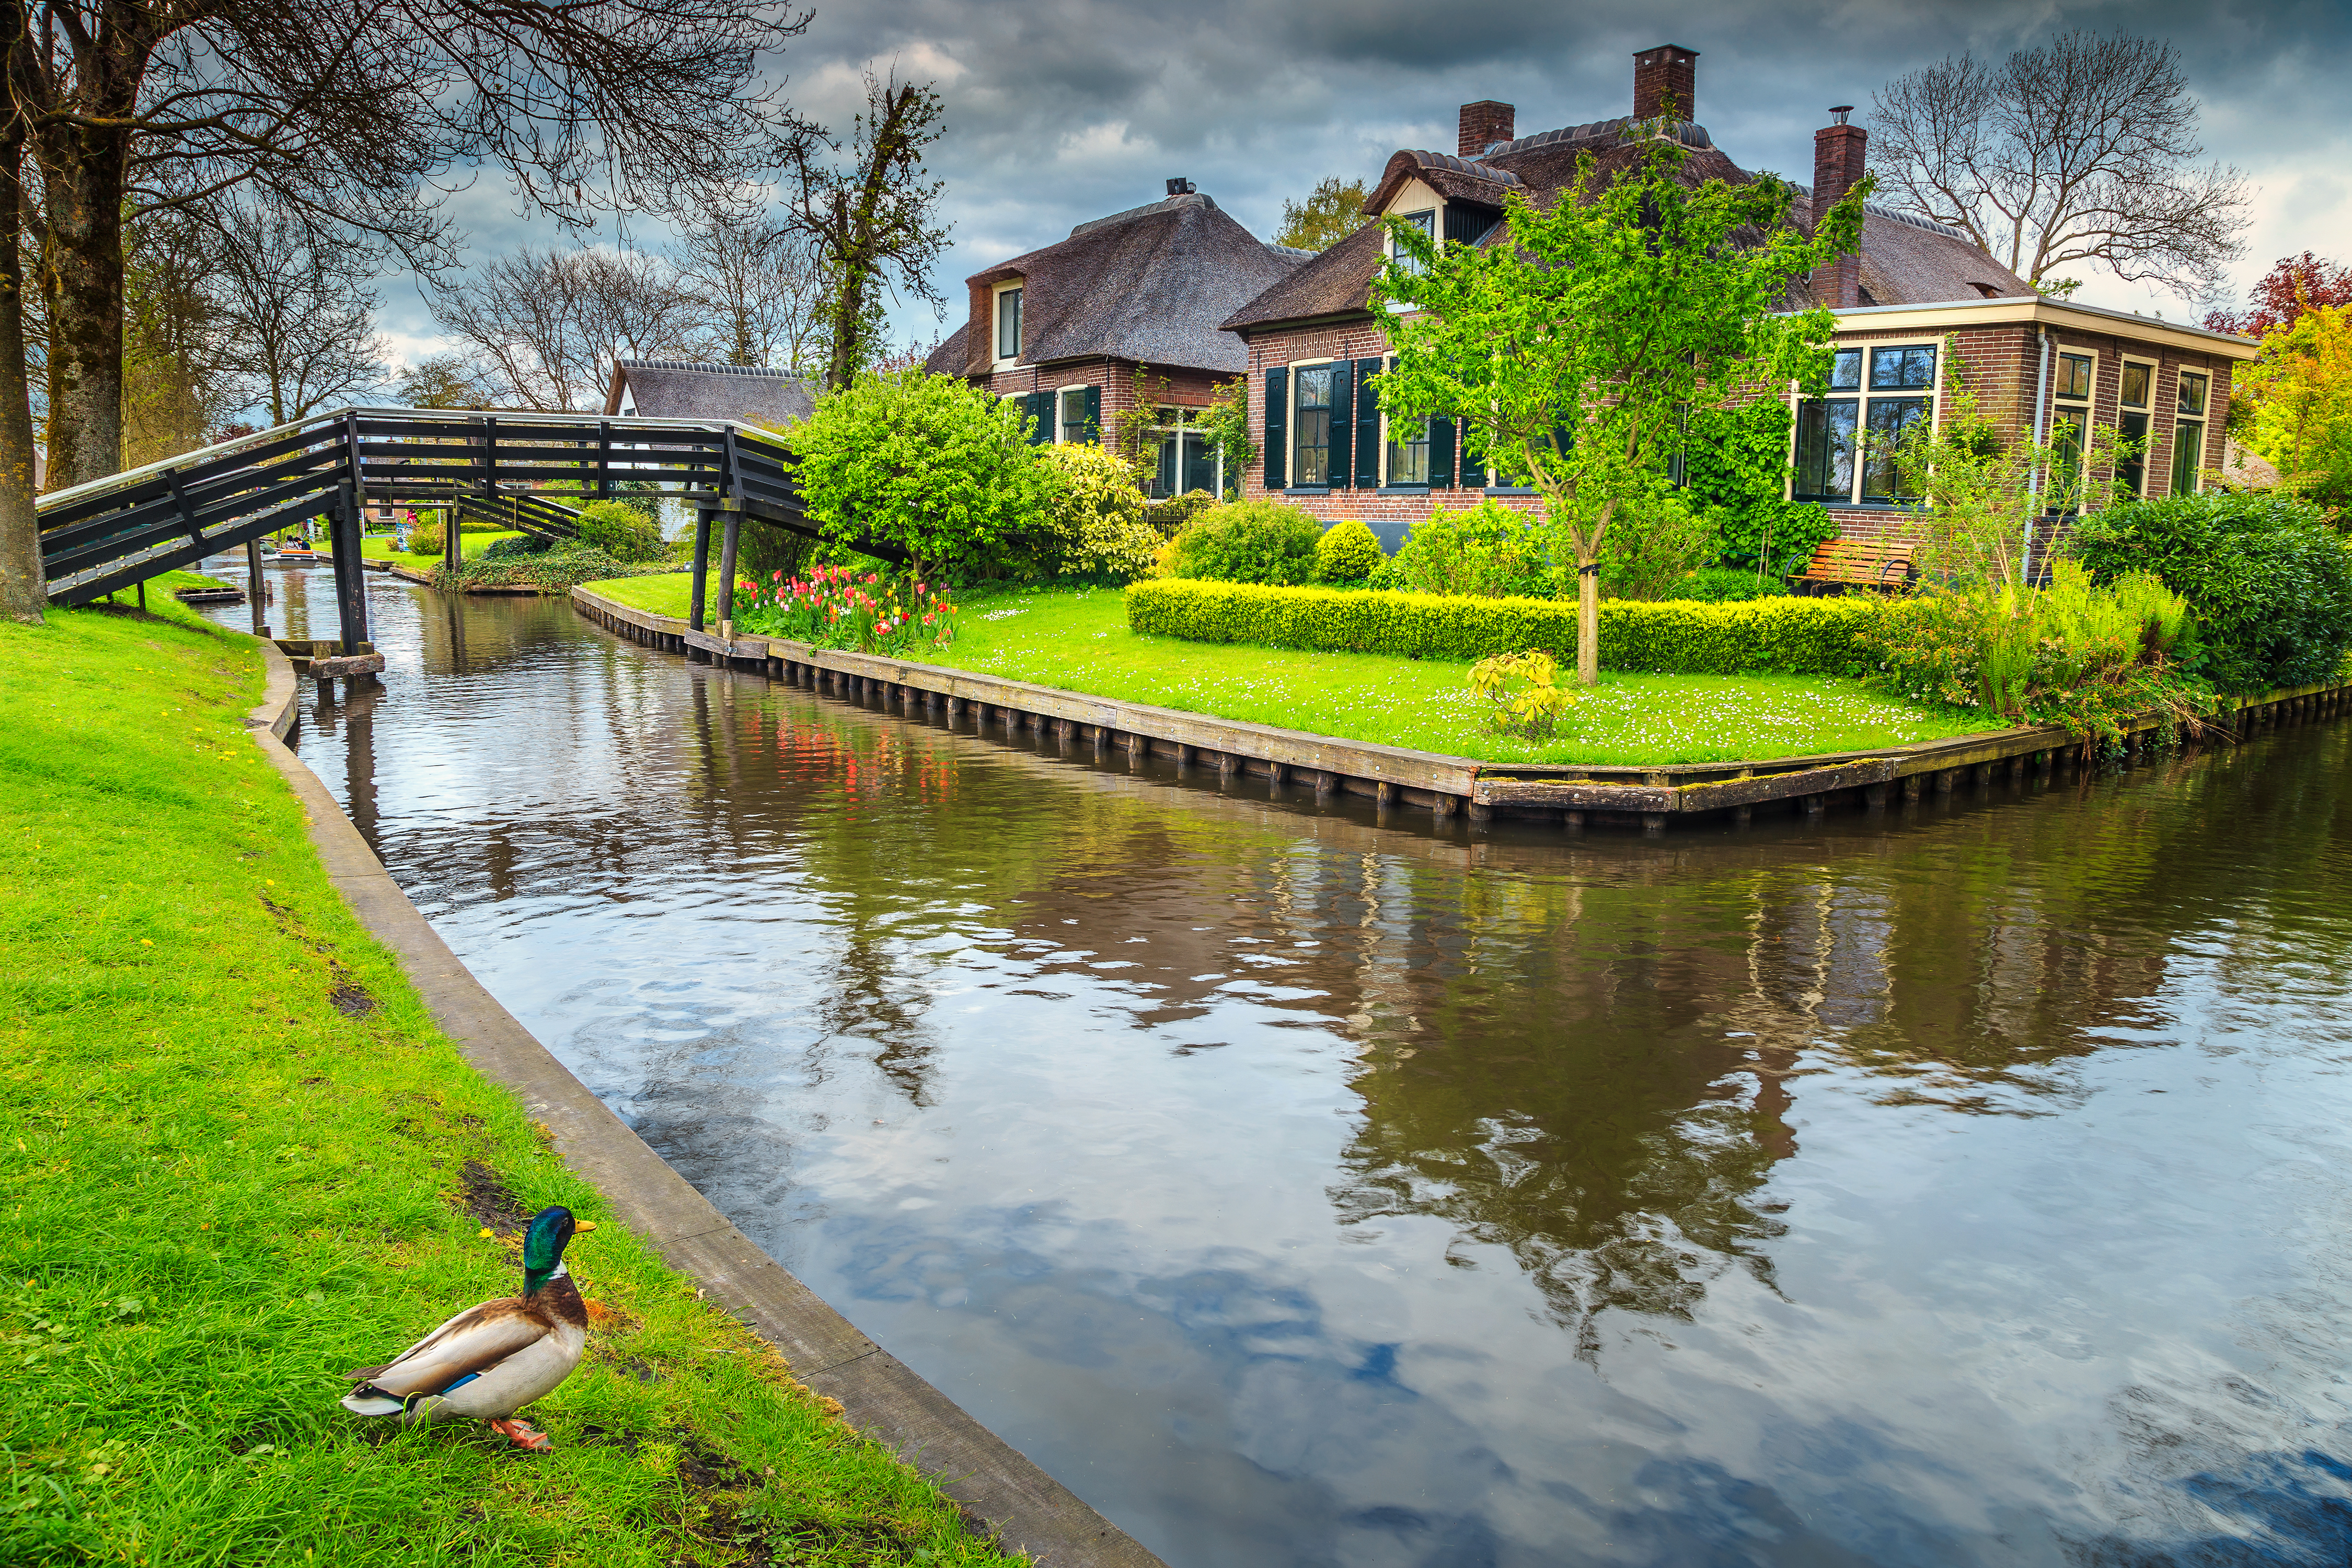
(215, 565, 2352, 1567)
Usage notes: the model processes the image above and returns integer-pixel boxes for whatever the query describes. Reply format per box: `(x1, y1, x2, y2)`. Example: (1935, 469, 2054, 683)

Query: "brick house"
(926, 180, 1308, 498)
(1216, 45, 2259, 553)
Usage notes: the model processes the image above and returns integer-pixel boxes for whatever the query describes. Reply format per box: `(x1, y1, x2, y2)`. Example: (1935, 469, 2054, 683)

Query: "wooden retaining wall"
(569, 586, 2350, 835)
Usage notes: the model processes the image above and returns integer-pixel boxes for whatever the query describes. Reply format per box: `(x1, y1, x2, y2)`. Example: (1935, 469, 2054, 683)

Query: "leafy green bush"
(787, 370, 1055, 579)
(1680, 400, 1838, 572)
(1668, 567, 1791, 602)
(1126, 577, 1873, 672)
(572, 499, 665, 561)
(1037, 444, 1160, 581)
(436, 543, 676, 592)
(1314, 521, 1384, 584)
(1367, 500, 1553, 597)
(2071, 491, 2352, 691)
(405, 523, 443, 557)
(1597, 490, 1719, 600)
(482, 533, 552, 559)
(1158, 500, 1322, 585)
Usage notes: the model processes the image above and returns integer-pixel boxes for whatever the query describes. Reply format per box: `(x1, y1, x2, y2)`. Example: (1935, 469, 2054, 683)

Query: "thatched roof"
(929, 190, 1307, 378)
(602, 360, 816, 424)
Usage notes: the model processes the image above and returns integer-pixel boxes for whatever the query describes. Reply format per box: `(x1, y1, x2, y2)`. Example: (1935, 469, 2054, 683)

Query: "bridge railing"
(36, 406, 813, 608)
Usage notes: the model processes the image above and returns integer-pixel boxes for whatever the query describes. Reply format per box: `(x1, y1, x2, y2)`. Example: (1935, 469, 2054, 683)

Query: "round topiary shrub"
(1160, 500, 1322, 585)
(571, 499, 666, 561)
(1314, 520, 1385, 584)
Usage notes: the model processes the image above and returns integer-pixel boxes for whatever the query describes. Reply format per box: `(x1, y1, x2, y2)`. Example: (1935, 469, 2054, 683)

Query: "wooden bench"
(1793, 539, 1915, 589)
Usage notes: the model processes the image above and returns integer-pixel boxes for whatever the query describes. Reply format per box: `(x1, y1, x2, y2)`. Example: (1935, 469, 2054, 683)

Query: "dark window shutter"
(1024, 390, 1052, 445)
(1327, 359, 1352, 489)
(1083, 384, 1103, 444)
(1263, 367, 1288, 490)
(1355, 358, 1381, 488)
(1431, 417, 1456, 489)
(1458, 419, 1484, 489)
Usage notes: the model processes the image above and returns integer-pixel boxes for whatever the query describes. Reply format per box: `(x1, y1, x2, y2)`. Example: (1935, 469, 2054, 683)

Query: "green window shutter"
(1430, 416, 1456, 488)
(1328, 360, 1353, 489)
(1354, 358, 1381, 488)
(1459, 419, 1485, 489)
(1263, 367, 1288, 490)
(1024, 390, 1052, 445)
(1083, 384, 1102, 444)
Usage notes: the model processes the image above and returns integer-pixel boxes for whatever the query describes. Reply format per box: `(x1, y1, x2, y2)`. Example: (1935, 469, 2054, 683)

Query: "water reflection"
(205, 570, 2352, 1567)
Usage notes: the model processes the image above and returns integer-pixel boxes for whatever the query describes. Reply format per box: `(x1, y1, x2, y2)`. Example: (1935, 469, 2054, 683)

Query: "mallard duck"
(340, 1205, 595, 1450)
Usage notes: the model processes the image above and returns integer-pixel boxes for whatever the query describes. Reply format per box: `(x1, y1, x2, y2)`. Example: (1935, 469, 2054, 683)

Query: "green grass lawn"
(0, 598, 1019, 1566)
(360, 531, 522, 562)
(582, 575, 1993, 766)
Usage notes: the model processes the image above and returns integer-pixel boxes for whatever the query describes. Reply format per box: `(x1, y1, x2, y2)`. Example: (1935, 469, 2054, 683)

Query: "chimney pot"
(1166, 177, 1196, 197)
(1632, 44, 1699, 123)
(1457, 100, 1515, 158)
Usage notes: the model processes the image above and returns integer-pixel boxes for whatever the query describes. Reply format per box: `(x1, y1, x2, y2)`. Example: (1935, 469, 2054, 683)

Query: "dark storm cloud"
(373, 0, 2352, 362)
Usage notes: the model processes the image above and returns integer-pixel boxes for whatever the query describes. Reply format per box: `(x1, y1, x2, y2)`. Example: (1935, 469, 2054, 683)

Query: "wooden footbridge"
(34, 406, 825, 651)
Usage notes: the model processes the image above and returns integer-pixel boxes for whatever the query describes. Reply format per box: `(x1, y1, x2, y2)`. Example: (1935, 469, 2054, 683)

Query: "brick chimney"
(1812, 106, 1867, 309)
(1633, 44, 1698, 122)
(1459, 100, 1515, 158)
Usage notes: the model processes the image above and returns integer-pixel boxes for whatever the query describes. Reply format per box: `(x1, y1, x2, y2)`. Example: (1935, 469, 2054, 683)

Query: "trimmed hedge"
(1126, 578, 1874, 673)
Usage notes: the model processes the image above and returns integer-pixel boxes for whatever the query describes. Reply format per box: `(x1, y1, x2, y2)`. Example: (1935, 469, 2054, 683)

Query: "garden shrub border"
(1126, 577, 1875, 674)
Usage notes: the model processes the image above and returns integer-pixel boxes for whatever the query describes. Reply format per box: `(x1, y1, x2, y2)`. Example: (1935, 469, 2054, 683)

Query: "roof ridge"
(1859, 200, 1961, 236)
(1068, 190, 1216, 239)
(618, 359, 801, 378)
(1479, 115, 1713, 158)
(1401, 149, 1524, 187)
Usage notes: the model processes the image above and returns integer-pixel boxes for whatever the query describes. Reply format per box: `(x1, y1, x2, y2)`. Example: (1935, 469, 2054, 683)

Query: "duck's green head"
(521, 1206, 577, 1294)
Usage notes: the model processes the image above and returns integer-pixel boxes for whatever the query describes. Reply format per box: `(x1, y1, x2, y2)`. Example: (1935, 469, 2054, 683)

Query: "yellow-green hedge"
(1125, 578, 1875, 674)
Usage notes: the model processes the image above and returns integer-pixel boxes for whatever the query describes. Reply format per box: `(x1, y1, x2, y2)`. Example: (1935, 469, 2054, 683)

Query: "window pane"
(1392, 210, 1435, 273)
(2050, 410, 2088, 509)
(1180, 433, 1212, 495)
(997, 289, 1021, 359)
(1870, 345, 1935, 390)
(1794, 399, 1858, 501)
(2118, 411, 2149, 494)
(2059, 353, 2092, 402)
(1155, 434, 1178, 498)
(2120, 363, 2150, 408)
(1060, 388, 1091, 444)
(1861, 396, 1927, 501)
(2177, 371, 2208, 417)
(2172, 420, 2204, 495)
(1386, 418, 1431, 485)
(1828, 349, 1862, 391)
(1295, 366, 1332, 484)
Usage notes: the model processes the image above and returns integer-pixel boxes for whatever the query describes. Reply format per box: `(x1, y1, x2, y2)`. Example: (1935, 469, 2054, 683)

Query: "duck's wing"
(349, 1300, 550, 1399)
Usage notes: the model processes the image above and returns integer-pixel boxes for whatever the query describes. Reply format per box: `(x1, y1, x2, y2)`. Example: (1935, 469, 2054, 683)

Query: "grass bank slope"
(0, 600, 1018, 1566)
(583, 576, 1989, 766)
(360, 531, 521, 562)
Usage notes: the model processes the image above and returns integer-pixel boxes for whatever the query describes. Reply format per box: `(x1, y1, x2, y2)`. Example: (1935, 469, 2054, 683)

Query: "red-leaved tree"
(2206, 252, 2352, 337)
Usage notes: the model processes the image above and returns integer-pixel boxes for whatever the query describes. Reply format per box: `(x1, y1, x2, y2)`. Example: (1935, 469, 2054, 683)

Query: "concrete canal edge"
(238, 639, 1168, 1568)
(568, 584, 2352, 834)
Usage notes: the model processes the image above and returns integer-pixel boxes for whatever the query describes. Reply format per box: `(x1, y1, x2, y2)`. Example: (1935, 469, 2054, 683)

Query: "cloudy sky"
(372, 0, 2351, 378)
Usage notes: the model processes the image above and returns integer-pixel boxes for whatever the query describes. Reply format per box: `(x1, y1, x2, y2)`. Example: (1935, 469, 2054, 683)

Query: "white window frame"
(993, 281, 1024, 368)
(1144, 403, 1222, 499)
(2046, 345, 2100, 502)
(1785, 339, 1944, 506)
(2116, 354, 2161, 498)
(1287, 358, 1335, 487)
(2171, 366, 2212, 497)
(1375, 355, 1431, 487)
(1054, 383, 1094, 445)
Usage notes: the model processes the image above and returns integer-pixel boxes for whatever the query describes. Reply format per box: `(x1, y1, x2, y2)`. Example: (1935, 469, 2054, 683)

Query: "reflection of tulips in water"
(735, 563, 961, 656)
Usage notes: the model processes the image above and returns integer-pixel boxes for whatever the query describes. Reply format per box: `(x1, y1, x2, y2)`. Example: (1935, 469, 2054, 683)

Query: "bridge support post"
(688, 508, 713, 631)
(331, 486, 368, 656)
(716, 509, 742, 638)
(246, 539, 267, 637)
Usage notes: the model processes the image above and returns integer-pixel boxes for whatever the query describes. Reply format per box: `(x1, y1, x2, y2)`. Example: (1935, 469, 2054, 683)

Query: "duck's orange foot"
(489, 1419, 552, 1451)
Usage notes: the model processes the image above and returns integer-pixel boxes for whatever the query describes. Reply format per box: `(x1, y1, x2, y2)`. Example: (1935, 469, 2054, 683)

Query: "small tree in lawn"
(786, 370, 1056, 580)
(1370, 138, 1867, 685)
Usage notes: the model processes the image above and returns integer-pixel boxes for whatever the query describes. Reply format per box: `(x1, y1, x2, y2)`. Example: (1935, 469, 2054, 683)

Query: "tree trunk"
(37, 113, 132, 492)
(1576, 558, 1599, 687)
(824, 266, 866, 393)
(0, 108, 41, 623)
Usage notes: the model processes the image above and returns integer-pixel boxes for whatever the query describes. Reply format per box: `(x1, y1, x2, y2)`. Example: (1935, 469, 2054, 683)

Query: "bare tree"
(212, 199, 386, 426)
(0, 0, 815, 620)
(120, 205, 236, 467)
(1869, 31, 2249, 301)
(675, 202, 825, 371)
(434, 246, 696, 410)
(789, 73, 949, 391)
